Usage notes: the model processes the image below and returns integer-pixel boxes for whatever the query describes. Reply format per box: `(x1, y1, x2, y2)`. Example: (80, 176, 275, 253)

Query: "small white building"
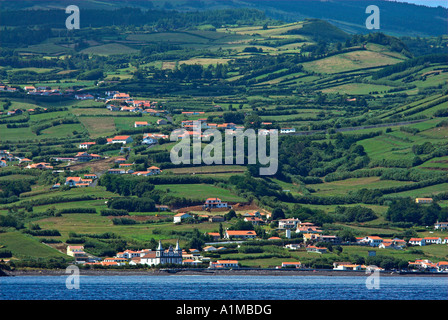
(79, 142, 96, 149)
(280, 128, 296, 134)
(134, 121, 149, 128)
(209, 260, 239, 269)
(107, 135, 133, 144)
(434, 221, 448, 231)
(225, 230, 257, 240)
(278, 218, 301, 230)
(424, 237, 442, 245)
(409, 238, 426, 246)
(361, 236, 383, 247)
(204, 198, 228, 209)
(173, 213, 192, 223)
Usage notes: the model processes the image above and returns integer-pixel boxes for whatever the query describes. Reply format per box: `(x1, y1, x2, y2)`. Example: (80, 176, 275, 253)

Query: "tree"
(225, 209, 237, 221)
(219, 223, 224, 239)
(271, 208, 285, 220)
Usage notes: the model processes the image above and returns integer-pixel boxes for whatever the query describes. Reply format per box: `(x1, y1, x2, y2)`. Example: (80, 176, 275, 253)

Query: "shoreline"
(3, 268, 447, 277)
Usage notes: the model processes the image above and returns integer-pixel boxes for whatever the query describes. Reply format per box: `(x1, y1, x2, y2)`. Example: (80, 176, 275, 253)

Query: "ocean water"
(0, 275, 447, 300)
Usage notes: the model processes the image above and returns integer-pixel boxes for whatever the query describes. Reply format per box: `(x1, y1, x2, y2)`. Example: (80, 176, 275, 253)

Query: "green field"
(0, 231, 67, 258)
(154, 184, 246, 202)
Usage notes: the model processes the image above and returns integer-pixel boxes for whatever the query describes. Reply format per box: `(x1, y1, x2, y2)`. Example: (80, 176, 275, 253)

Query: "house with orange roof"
(244, 216, 264, 225)
(408, 259, 438, 272)
(306, 245, 327, 254)
(147, 166, 161, 175)
(173, 212, 192, 223)
(436, 261, 448, 272)
(65, 177, 92, 187)
(209, 260, 239, 269)
(434, 221, 448, 231)
(79, 142, 96, 149)
(379, 238, 406, 250)
(333, 262, 362, 271)
(0, 160, 7, 168)
(204, 198, 228, 209)
(67, 245, 83, 254)
(26, 162, 53, 170)
(278, 218, 301, 230)
(281, 262, 302, 268)
(107, 135, 133, 144)
(134, 121, 149, 128)
(225, 230, 257, 240)
(424, 237, 442, 245)
(361, 236, 383, 247)
(182, 259, 203, 266)
(74, 152, 101, 162)
(207, 232, 221, 241)
(415, 198, 433, 204)
(113, 92, 131, 101)
(296, 226, 322, 234)
(409, 238, 425, 246)
(19, 158, 32, 164)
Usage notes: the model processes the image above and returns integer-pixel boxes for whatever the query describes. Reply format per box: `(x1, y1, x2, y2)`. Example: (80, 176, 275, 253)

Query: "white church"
(136, 240, 183, 266)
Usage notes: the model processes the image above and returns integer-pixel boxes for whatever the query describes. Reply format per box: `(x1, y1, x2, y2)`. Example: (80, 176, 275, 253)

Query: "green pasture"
(154, 183, 246, 202)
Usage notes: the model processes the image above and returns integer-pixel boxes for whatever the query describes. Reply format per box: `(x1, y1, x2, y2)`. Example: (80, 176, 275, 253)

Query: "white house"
(225, 230, 257, 240)
(79, 142, 96, 149)
(209, 260, 239, 269)
(278, 218, 301, 230)
(134, 121, 149, 128)
(409, 238, 426, 246)
(434, 221, 448, 231)
(173, 213, 192, 223)
(107, 136, 133, 144)
(424, 237, 442, 245)
(147, 166, 161, 175)
(361, 236, 383, 247)
(67, 245, 84, 257)
(281, 262, 302, 268)
(204, 198, 228, 209)
(333, 262, 362, 271)
(280, 128, 296, 134)
(202, 246, 217, 252)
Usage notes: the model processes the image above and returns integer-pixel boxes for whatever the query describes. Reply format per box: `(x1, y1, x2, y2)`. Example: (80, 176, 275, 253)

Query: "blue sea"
(1, 275, 447, 300)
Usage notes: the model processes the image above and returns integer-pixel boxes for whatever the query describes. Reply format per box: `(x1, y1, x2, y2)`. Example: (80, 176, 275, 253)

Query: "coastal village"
(1, 89, 447, 275)
(64, 212, 448, 273)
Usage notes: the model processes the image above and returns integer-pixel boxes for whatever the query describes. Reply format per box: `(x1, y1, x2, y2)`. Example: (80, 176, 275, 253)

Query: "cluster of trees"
(372, 53, 447, 80)
(107, 198, 156, 213)
(0, 179, 33, 199)
(333, 206, 377, 223)
(385, 198, 447, 226)
(99, 174, 155, 197)
(153, 63, 228, 81)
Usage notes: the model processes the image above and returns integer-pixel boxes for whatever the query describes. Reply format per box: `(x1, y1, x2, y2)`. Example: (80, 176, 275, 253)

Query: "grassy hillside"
(0, 8, 447, 270)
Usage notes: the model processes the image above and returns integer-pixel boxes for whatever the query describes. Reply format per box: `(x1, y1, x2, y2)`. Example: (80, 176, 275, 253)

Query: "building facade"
(139, 240, 182, 266)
